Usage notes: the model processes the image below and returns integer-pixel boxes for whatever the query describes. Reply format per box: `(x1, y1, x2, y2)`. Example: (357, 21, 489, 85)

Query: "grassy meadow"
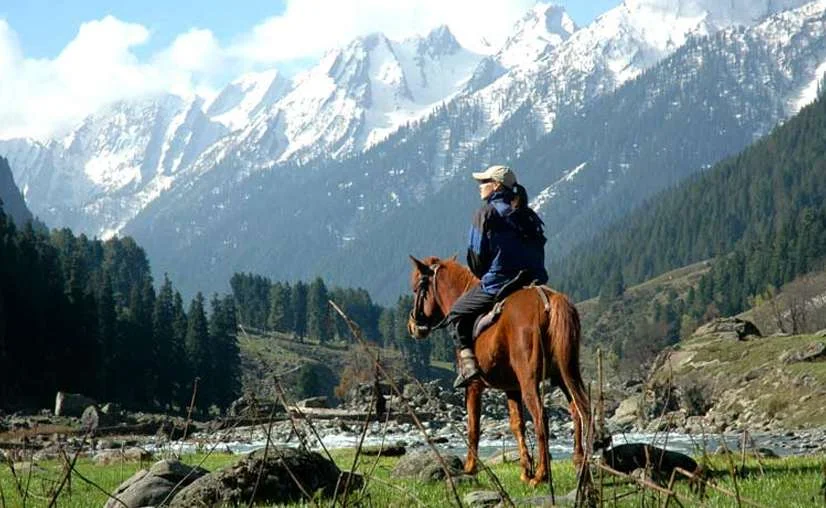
(1, 447, 824, 507)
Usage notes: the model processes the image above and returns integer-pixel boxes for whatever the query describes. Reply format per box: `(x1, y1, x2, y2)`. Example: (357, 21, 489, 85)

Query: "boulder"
(486, 448, 522, 465)
(104, 459, 207, 508)
(229, 395, 282, 417)
(360, 444, 406, 456)
(693, 318, 761, 340)
(608, 394, 642, 428)
(603, 443, 698, 481)
(93, 446, 153, 465)
(80, 405, 113, 431)
(54, 392, 96, 417)
(780, 342, 826, 364)
(169, 447, 352, 507)
(464, 490, 502, 507)
(297, 396, 328, 409)
(391, 450, 464, 482)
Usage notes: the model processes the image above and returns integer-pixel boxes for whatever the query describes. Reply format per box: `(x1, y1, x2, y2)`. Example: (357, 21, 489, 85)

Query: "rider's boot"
(453, 348, 482, 389)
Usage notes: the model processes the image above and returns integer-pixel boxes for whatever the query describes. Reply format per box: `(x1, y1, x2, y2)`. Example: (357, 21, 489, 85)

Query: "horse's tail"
(546, 290, 592, 446)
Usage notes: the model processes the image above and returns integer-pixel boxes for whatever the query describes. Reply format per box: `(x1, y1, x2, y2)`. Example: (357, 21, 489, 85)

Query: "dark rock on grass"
(104, 459, 207, 508)
(360, 444, 406, 456)
(391, 450, 464, 482)
(169, 447, 353, 506)
(603, 443, 699, 481)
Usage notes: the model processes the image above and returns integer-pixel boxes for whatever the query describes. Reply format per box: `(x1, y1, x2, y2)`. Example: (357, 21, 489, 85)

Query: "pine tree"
(268, 282, 293, 333)
(209, 295, 241, 410)
(307, 277, 333, 343)
(291, 281, 308, 341)
(185, 293, 212, 411)
(153, 275, 176, 408)
(171, 290, 190, 406)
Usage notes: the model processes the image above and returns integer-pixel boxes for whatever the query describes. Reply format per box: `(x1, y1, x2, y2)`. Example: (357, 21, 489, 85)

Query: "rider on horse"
(447, 165, 549, 389)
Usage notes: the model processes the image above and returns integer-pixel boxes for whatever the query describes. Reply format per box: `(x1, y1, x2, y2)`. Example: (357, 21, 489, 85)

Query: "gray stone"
(169, 447, 351, 507)
(360, 444, 406, 456)
(104, 460, 207, 508)
(780, 342, 826, 364)
(93, 446, 152, 465)
(464, 490, 502, 507)
(518, 488, 579, 506)
(391, 450, 463, 480)
(54, 391, 96, 417)
(486, 448, 522, 465)
(694, 318, 761, 340)
(297, 396, 328, 408)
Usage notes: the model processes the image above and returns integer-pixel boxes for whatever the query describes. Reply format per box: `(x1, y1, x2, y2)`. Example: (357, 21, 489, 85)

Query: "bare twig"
(274, 375, 335, 462)
(596, 462, 699, 507)
(47, 433, 89, 508)
(408, 376, 515, 508)
(57, 447, 128, 508)
(247, 393, 281, 508)
(339, 389, 373, 507)
(179, 377, 200, 458)
(329, 300, 464, 508)
(674, 467, 767, 508)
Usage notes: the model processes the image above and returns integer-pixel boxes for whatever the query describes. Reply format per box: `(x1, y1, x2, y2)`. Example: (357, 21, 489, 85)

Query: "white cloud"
(0, 17, 228, 140)
(232, 0, 536, 61)
(0, 1, 540, 140)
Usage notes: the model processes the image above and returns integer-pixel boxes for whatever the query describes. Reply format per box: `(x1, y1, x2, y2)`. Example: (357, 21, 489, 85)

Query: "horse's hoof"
(528, 476, 547, 488)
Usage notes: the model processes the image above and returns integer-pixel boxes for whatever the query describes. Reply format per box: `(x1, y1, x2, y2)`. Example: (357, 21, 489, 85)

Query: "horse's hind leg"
(506, 390, 533, 484)
(464, 382, 483, 474)
(519, 380, 549, 488)
(555, 378, 584, 467)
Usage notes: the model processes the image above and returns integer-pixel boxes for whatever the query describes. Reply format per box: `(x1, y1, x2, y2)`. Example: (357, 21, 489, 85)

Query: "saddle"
(472, 270, 549, 340)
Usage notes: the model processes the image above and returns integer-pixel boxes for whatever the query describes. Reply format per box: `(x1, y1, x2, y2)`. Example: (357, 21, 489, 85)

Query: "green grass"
(2, 448, 824, 507)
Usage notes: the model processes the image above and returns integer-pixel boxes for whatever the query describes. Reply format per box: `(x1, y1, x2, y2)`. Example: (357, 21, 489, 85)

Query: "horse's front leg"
(506, 390, 533, 484)
(464, 381, 483, 474)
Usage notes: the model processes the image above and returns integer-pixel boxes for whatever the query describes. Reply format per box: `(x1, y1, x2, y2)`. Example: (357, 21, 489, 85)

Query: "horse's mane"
(422, 256, 478, 289)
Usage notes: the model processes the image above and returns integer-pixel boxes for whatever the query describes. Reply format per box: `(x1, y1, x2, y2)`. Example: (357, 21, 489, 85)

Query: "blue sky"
(0, 0, 621, 140)
(2, 1, 619, 59)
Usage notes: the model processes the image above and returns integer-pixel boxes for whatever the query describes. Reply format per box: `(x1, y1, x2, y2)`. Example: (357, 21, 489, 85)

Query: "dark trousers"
(446, 284, 497, 350)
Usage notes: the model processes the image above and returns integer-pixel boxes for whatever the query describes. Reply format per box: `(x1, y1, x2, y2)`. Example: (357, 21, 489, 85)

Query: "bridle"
(409, 264, 449, 335)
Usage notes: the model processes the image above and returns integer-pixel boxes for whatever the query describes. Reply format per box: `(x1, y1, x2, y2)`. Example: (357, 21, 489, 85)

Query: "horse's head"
(407, 255, 448, 339)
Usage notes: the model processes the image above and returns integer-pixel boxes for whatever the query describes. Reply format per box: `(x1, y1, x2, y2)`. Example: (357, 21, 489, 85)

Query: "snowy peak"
(207, 70, 290, 131)
(623, 0, 813, 28)
(418, 25, 462, 57)
(496, 3, 577, 68)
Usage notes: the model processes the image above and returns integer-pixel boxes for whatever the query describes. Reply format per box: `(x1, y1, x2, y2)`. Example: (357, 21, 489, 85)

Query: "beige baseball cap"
(472, 165, 517, 188)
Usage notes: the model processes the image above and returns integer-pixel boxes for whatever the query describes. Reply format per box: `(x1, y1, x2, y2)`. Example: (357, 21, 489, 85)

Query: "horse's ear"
(448, 253, 458, 262)
(409, 255, 432, 274)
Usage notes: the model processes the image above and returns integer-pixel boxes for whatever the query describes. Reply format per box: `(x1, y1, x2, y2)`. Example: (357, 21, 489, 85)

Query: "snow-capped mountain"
(4, 0, 825, 302)
(0, 94, 231, 236)
(206, 25, 485, 171)
(122, 0, 826, 303)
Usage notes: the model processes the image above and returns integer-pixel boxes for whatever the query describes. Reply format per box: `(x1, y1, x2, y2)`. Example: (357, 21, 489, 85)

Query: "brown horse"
(407, 255, 591, 487)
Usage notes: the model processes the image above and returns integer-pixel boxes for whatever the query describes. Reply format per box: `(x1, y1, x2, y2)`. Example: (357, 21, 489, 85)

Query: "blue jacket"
(467, 189, 549, 295)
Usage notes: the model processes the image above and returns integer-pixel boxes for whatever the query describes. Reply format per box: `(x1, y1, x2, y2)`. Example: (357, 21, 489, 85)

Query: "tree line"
(0, 214, 240, 412)
(229, 273, 450, 377)
(552, 86, 826, 358)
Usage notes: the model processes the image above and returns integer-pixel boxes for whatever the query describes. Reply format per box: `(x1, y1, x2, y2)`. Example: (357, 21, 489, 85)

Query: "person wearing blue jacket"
(447, 165, 549, 389)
